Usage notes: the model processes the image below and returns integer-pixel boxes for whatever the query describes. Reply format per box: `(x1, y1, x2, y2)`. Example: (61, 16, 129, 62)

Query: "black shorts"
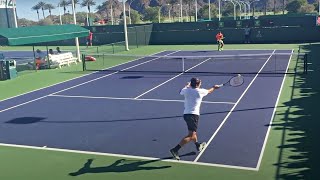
(183, 114, 199, 132)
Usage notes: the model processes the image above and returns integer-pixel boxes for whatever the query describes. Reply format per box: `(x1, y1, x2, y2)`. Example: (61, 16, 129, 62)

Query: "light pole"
(224, 0, 236, 20)
(158, 5, 163, 23)
(218, 0, 221, 21)
(128, 0, 136, 24)
(209, 0, 211, 20)
(244, 0, 259, 19)
(195, 0, 198, 22)
(122, 0, 129, 51)
(233, 0, 242, 20)
(71, 0, 80, 62)
(167, 4, 172, 22)
(180, 0, 183, 22)
(238, 1, 247, 19)
(58, 3, 62, 25)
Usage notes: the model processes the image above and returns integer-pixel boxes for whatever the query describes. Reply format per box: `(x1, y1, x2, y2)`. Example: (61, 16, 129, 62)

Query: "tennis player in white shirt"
(170, 77, 220, 160)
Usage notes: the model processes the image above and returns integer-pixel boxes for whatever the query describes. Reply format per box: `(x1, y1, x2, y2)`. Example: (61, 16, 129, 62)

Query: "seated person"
(35, 49, 47, 70)
(56, 47, 62, 54)
(49, 49, 54, 55)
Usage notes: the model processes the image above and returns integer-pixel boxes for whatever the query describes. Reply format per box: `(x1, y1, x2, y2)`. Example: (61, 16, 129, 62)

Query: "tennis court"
(0, 49, 295, 170)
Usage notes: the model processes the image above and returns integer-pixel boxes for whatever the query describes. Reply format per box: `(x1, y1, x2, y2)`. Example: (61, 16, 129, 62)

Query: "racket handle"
(217, 84, 223, 87)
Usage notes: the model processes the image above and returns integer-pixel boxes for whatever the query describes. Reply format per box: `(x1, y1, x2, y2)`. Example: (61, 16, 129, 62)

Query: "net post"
(112, 43, 115, 54)
(97, 46, 99, 53)
(82, 54, 86, 71)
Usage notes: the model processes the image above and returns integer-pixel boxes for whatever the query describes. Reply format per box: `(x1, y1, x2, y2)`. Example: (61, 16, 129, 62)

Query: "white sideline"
(193, 50, 276, 163)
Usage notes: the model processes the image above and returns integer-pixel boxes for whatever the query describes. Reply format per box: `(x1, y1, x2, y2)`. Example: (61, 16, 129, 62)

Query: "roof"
(0, 24, 89, 46)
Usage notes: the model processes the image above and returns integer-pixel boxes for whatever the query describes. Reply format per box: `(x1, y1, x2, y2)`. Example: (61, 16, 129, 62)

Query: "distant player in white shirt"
(170, 77, 220, 160)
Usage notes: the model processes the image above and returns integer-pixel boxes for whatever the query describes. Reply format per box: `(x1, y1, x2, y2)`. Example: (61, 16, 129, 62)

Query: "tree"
(81, 0, 96, 13)
(18, 18, 37, 27)
(96, 0, 122, 25)
(184, 0, 193, 22)
(144, 6, 160, 22)
(68, 0, 80, 12)
(129, 9, 142, 24)
(59, 0, 69, 15)
(198, 4, 218, 19)
(44, 4, 55, 18)
(37, 1, 46, 19)
(81, 0, 96, 25)
(286, 0, 307, 13)
(31, 4, 41, 21)
(299, 4, 316, 13)
(38, 18, 54, 25)
(222, 3, 234, 17)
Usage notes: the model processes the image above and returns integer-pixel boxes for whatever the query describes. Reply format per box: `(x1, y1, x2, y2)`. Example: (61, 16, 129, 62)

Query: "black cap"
(190, 78, 201, 88)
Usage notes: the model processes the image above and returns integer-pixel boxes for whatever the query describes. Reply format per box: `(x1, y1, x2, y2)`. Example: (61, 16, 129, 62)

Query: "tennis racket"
(218, 74, 244, 87)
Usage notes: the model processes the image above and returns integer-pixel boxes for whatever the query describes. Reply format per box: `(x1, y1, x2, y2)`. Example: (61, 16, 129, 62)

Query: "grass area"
(0, 43, 319, 180)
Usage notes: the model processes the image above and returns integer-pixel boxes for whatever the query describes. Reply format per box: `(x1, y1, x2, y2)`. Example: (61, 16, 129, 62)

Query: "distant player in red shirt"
(216, 31, 224, 51)
(86, 31, 93, 47)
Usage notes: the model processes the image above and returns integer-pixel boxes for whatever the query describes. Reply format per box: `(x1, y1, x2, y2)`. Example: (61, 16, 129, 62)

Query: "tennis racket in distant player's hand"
(218, 74, 244, 87)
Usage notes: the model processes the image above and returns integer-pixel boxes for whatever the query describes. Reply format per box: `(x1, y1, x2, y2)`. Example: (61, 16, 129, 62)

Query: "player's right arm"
(207, 85, 220, 94)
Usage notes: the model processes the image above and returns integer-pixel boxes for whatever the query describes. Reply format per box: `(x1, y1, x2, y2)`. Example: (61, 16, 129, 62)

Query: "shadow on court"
(68, 158, 172, 176)
(69, 151, 196, 176)
(270, 44, 320, 180)
(5, 117, 46, 124)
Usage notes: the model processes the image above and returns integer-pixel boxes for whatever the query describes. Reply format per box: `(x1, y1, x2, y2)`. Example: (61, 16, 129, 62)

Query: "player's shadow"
(69, 152, 195, 176)
(69, 158, 170, 176)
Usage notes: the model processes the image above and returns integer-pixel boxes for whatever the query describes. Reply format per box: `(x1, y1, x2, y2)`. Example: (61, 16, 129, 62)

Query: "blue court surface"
(0, 49, 292, 170)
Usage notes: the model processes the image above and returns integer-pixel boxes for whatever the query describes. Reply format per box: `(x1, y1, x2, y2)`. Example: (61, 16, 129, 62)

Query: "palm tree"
(31, 4, 41, 21)
(44, 4, 55, 18)
(59, 0, 69, 15)
(37, 1, 46, 19)
(81, 0, 96, 25)
(68, 0, 80, 12)
(81, 0, 96, 14)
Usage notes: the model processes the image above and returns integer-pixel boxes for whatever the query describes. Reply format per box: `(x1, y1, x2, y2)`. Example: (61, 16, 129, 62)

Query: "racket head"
(228, 74, 244, 87)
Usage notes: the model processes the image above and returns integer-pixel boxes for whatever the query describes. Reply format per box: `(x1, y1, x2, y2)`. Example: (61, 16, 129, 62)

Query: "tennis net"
(82, 52, 308, 75)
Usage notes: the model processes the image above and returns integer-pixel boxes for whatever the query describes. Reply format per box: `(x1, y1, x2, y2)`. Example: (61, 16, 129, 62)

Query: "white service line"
(193, 50, 276, 162)
(255, 49, 294, 170)
(49, 94, 236, 105)
(0, 143, 257, 171)
(134, 58, 212, 99)
(0, 51, 180, 113)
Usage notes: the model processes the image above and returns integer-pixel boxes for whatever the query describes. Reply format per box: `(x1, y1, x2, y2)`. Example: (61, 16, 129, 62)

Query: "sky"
(16, 0, 106, 21)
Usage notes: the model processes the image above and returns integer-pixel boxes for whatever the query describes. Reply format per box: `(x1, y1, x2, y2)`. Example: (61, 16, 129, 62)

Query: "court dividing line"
(0, 143, 257, 171)
(255, 49, 294, 171)
(193, 49, 276, 163)
(49, 94, 236, 105)
(0, 51, 180, 113)
(0, 50, 169, 103)
(134, 58, 212, 99)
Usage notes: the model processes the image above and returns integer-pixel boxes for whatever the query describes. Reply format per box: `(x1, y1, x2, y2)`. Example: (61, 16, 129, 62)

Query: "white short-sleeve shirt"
(180, 87, 209, 115)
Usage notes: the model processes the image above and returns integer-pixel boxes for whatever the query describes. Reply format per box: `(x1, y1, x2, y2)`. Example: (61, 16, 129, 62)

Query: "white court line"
(0, 51, 180, 113)
(134, 58, 212, 99)
(0, 143, 257, 171)
(0, 50, 167, 103)
(193, 50, 276, 162)
(255, 49, 294, 171)
(49, 94, 236, 105)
